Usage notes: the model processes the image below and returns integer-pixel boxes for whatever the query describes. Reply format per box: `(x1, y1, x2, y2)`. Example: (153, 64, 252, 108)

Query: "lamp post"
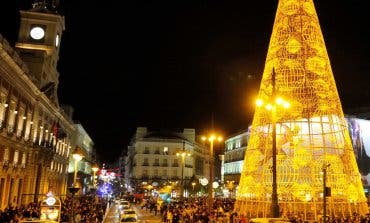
(323, 164, 330, 223)
(72, 147, 84, 187)
(176, 141, 191, 199)
(202, 134, 223, 214)
(69, 146, 84, 223)
(256, 69, 290, 218)
(92, 164, 99, 189)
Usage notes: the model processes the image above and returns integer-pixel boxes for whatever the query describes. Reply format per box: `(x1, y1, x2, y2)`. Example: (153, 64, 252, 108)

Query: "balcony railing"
(162, 163, 168, 167)
(142, 162, 149, 166)
(153, 163, 160, 166)
(172, 163, 179, 167)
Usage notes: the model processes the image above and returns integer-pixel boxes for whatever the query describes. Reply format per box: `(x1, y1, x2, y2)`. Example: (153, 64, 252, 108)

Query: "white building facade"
(125, 127, 209, 196)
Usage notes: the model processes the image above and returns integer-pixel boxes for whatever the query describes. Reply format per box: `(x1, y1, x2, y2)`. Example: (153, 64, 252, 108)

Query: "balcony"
(142, 162, 149, 166)
(143, 150, 150, 154)
(162, 163, 168, 167)
(172, 163, 179, 167)
(154, 150, 160, 154)
(153, 163, 160, 166)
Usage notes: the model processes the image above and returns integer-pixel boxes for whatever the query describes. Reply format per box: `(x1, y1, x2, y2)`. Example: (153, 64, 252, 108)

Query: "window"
(0, 90, 8, 128)
(143, 158, 149, 166)
(227, 143, 233, 151)
(236, 140, 241, 148)
(154, 147, 160, 154)
(154, 158, 159, 166)
(16, 105, 25, 137)
(7, 99, 16, 132)
(163, 147, 168, 154)
(13, 150, 19, 164)
(162, 159, 168, 166)
(4, 148, 9, 162)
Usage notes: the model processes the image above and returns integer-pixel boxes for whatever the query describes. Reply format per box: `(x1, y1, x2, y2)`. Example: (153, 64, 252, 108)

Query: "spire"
(234, 0, 368, 219)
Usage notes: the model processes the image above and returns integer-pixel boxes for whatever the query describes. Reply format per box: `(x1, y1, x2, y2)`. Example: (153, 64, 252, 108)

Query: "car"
(121, 210, 137, 220)
(249, 218, 291, 223)
(118, 200, 131, 210)
(120, 217, 137, 222)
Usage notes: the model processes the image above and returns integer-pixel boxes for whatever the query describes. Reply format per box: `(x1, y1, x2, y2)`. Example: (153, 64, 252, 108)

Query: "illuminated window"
(227, 143, 233, 151)
(21, 153, 26, 165)
(13, 150, 19, 164)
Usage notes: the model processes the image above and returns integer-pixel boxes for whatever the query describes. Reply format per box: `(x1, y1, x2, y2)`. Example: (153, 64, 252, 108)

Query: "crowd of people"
(0, 195, 107, 223)
(138, 197, 237, 223)
(137, 196, 370, 223)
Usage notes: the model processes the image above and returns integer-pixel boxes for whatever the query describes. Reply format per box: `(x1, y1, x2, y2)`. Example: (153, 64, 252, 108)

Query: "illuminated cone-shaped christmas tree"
(235, 0, 368, 220)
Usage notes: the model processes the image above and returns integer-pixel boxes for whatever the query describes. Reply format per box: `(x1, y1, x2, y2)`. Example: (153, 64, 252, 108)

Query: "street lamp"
(72, 147, 84, 187)
(92, 163, 99, 189)
(176, 141, 191, 199)
(202, 134, 223, 214)
(256, 69, 290, 218)
(322, 164, 331, 223)
(192, 182, 196, 191)
(68, 146, 84, 223)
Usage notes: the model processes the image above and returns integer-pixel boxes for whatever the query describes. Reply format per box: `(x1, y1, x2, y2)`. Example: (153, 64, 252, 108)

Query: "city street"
(103, 203, 162, 223)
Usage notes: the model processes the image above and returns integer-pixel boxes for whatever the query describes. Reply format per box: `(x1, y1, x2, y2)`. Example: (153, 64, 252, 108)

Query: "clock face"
(55, 34, 60, 47)
(30, 27, 45, 40)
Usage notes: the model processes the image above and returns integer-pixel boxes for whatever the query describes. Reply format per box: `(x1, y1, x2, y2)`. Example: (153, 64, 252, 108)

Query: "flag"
(52, 121, 58, 138)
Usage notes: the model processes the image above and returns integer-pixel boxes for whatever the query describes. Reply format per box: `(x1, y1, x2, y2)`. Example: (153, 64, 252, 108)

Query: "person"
(75, 212, 82, 223)
(239, 214, 247, 223)
(167, 210, 173, 223)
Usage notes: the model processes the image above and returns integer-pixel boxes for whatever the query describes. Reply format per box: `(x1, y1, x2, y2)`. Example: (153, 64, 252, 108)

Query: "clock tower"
(15, 0, 65, 106)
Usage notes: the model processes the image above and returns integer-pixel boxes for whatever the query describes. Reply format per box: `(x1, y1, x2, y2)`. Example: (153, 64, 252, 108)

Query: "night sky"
(1, 1, 370, 162)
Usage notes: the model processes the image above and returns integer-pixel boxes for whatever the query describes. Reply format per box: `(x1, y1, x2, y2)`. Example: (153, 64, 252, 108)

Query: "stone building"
(125, 127, 210, 197)
(68, 122, 96, 195)
(0, 2, 74, 209)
